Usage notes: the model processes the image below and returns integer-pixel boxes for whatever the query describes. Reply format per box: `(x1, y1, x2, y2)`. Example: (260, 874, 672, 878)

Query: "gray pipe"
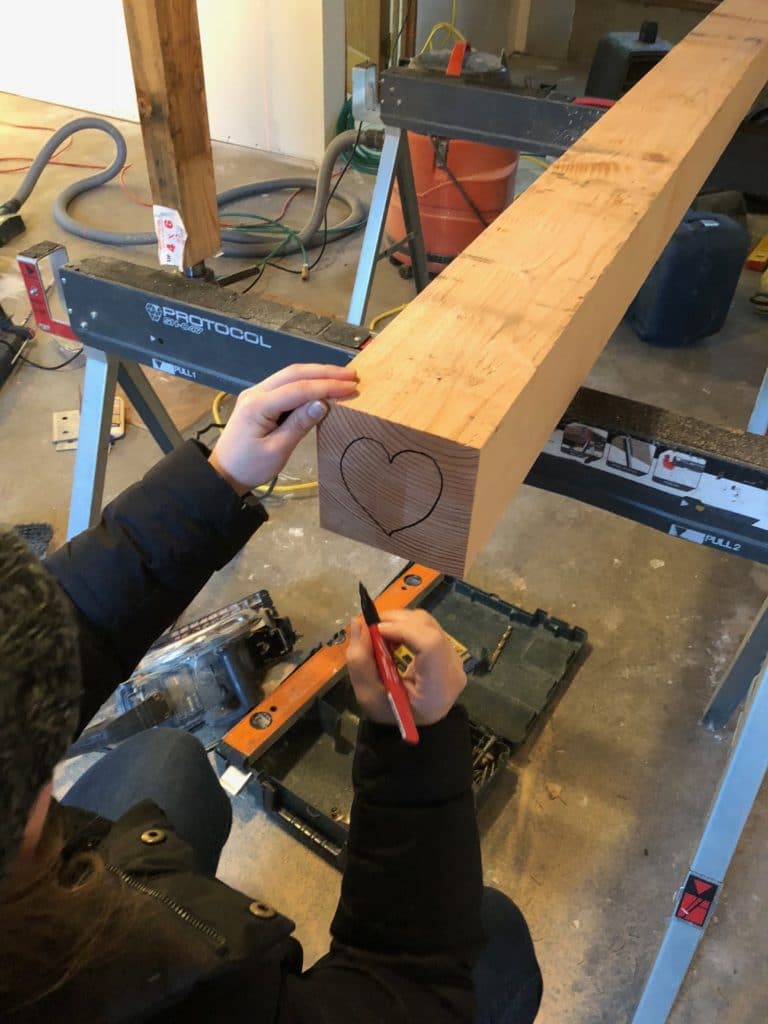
(2, 119, 366, 257)
(3, 116, 128, 212)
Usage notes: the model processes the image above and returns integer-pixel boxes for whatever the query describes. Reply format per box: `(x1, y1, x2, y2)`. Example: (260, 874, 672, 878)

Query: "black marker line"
(339, 436, 445, 536)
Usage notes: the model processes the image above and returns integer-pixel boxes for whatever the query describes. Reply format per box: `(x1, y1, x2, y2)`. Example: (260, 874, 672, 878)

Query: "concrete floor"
(2, 91, 767, 1023)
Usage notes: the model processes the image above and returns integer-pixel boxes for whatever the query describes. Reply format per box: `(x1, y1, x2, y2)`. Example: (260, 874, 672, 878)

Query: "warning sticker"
(153, 205, 188, 269)
(669, 525, 706, 544)
(669, 525, 743, 553)
(675, 874, 718, 928)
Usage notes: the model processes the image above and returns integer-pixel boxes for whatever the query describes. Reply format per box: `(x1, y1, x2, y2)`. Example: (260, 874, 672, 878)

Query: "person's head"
(0, 528, 82, 876)
(0, 530, 131, 1011)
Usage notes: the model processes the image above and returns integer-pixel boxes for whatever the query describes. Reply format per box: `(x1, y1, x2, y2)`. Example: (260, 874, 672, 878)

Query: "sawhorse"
(631, 654, 767, 1022)
(347, 124, 430, 326)
(68, 349, 183, 536)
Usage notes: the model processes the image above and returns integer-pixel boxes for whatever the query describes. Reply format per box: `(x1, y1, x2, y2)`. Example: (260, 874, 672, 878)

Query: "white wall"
(416, 0, 511, 55)
(0, 0, 344, 164)
(526, 0, 576, 60)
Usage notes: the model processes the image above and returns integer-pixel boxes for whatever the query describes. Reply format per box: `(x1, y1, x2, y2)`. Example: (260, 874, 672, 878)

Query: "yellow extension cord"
(369, 303, 407, 330)
(211, 391, 318, 495)
(419, 0, 464, 55)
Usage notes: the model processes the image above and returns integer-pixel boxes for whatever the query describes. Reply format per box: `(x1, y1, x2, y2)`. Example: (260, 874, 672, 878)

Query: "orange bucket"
(385, 131, 519, 274)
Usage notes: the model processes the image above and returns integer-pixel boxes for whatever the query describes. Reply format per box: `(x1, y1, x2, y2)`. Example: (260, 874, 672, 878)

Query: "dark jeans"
(63, 729, 232, 876)
(63, 729, 542, 1023)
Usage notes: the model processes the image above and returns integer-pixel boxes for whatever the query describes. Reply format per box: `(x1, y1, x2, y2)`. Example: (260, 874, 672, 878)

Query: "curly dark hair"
(0, 529, 82, 875)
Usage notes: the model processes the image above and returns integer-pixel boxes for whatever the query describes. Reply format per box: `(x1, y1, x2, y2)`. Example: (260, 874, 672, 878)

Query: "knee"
(476, 888, 543, 1023)
(118, 726, 206, 763)
(480, 887, 540, 980)
(110, 728, 215, 786)
(481, 886, 528, 937)
(153, 727, 209, 763)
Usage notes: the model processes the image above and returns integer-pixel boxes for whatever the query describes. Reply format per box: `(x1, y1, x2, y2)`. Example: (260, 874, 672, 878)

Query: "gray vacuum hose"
(1, 118, 367, 258)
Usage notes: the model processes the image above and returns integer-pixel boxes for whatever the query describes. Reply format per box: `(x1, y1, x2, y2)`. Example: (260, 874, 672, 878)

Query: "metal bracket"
(17, 241, 79, 342)
(351, 61, 381, 122)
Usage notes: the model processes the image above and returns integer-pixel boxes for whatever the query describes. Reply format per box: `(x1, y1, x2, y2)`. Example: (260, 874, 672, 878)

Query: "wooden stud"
(317, 0, 768, 576)
(123, 0, 220, 269)
(402, 0, 418, 61)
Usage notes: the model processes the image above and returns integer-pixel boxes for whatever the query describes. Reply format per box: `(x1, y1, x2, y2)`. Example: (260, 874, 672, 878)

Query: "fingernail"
(308, 400, 328, 421)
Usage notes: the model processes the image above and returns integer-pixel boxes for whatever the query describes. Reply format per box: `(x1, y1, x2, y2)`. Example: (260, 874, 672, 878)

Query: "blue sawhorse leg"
(631, 656, 768, 1023)
(67, 351, 184, 539)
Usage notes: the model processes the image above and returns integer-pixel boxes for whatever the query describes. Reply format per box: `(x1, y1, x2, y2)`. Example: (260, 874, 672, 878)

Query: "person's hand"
(347, 609, 467, 728)
(208, 364, 358, 494)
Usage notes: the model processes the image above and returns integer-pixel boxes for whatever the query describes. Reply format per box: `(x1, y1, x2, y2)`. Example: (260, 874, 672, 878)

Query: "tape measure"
(392, 632, 471, 674)
(747, 233, 768, 272)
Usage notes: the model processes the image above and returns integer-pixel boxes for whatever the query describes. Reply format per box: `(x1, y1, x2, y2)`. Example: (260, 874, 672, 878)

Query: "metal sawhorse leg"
(631, 654, 768, 1023)
(347, 125, 429, 327)
(706, 360, 768, 723)
(747, 364, 768, 435)
(67, 349, 183, 538)
(703, 594, 768, 730)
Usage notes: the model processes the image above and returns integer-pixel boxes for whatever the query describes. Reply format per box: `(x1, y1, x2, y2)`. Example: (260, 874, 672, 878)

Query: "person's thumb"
(273, 400, 329, 449)
(349, 615, 361, 645)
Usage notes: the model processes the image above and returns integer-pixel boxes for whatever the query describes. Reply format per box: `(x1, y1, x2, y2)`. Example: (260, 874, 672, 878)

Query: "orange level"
(746, 234, 768, 272)
(219, 564, 442, 769)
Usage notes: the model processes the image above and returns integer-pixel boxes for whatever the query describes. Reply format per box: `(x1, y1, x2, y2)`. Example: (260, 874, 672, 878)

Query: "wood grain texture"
(318, 0, 768, 576)
(123, 0, 220, 267)
(347, 0, 384, 60)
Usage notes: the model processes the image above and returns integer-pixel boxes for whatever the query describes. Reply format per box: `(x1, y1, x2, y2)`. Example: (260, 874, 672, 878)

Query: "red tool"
(572, 96, 616, 110)
(17, 242, 79, 342)
(746, 233, 768, 272)
(359, 581, 419, 745)
(446, 40, 470, 78)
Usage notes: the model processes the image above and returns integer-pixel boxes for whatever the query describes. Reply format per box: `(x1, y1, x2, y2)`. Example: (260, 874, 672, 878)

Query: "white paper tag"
(153, 204, 188, 268)
(219, 765, 252, 797)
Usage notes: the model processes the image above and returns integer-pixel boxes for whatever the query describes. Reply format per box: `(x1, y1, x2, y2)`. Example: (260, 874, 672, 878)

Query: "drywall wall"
(526, 0, 576, 59)
(416, 0, 511, 55)
(0, 0, 344, 163)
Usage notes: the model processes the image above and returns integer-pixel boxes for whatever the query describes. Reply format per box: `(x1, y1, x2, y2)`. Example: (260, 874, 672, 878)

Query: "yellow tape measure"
(392, 632, 470, 674)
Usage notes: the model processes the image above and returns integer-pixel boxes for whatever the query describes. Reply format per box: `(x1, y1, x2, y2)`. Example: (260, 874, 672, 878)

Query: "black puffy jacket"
(29, 441, 485, 1023)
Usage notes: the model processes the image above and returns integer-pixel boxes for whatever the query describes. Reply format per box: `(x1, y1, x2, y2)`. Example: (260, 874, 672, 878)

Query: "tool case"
(218, 564, 587, 868)
(627, 210, 749, 347)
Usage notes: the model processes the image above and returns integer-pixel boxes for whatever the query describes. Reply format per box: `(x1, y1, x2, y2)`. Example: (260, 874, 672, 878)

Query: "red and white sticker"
(675, 874, 718, 928)
(153, 205, 188, 269)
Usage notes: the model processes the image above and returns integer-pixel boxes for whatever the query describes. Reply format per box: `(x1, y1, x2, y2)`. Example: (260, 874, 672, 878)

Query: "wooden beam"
(348, 0, 387, 64)
(317, 0, 768, 576)
(510, 0, 533, 53)
(401, 0, 418, 61)
(123, 0, 220, 270)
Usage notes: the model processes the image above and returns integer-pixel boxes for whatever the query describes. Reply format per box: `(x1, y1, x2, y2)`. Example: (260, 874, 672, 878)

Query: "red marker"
(358, 582, 419, 744)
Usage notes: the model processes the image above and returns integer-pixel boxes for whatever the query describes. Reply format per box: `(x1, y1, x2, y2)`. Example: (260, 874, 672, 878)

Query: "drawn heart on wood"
(339, 436, 444, 537)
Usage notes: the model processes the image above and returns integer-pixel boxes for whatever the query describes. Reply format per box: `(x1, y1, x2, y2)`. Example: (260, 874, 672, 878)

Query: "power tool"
(68, 590, 297, 756)
(0, 302, 32, 392)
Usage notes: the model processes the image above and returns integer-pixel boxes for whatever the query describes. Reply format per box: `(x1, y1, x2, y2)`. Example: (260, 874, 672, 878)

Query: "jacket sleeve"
(46, 440, 268, 729)
(282, 705, 485, 1022)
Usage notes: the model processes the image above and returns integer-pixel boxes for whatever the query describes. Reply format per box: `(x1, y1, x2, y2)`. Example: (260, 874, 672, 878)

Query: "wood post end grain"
(317, 404, 481, 575)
